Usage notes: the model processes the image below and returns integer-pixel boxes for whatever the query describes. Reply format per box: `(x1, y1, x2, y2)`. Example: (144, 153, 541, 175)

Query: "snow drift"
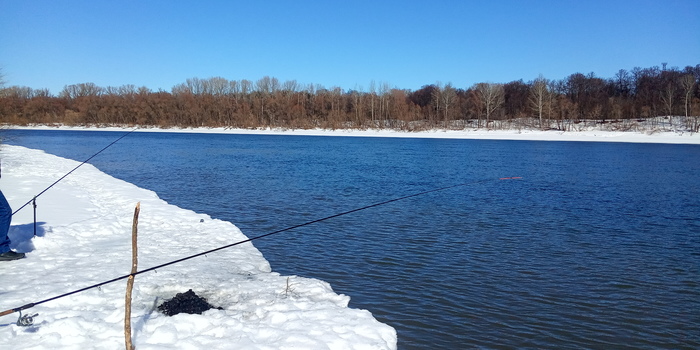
(0, 144, 397, 349)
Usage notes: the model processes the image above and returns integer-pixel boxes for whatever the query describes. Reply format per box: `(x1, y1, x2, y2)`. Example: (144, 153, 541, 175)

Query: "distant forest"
(1, 63, 699, 132)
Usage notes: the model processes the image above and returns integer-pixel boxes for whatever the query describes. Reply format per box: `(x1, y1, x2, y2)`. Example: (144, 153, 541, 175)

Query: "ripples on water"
(4, 130, 699, 349)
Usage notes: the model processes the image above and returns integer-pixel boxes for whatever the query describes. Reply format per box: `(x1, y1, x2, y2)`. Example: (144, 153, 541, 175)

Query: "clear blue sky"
(1, 0, 698, 95)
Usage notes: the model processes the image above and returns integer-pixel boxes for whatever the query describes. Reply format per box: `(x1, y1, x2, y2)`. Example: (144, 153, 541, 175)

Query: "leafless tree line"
(1, 64, 699, 132)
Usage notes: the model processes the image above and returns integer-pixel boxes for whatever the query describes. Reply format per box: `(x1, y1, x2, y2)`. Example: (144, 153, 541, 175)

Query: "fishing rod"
(11, 128, 138, 216)
(0, 176, 522, 318)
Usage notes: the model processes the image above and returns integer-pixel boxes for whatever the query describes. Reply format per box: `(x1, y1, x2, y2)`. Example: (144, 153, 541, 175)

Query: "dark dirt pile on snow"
(158, 289, 222, 316)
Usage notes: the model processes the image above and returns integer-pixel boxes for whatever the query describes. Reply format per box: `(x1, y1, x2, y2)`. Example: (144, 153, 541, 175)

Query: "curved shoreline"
(0, 144, 397, 349)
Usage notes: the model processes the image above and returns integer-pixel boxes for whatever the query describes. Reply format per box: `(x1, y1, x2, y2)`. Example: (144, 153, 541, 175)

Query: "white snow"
(0, 145, 397, 349)
(6, 124, 700, 144)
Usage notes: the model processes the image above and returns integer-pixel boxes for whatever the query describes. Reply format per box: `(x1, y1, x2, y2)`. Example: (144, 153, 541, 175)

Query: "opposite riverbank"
(5, 124, 700, 144)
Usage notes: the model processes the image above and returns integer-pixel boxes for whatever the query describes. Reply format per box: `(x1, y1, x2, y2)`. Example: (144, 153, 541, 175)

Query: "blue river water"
(2, 129, 699, 349)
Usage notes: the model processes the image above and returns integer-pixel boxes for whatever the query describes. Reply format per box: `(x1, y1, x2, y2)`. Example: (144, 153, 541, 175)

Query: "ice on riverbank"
(0, 145, 397, 349)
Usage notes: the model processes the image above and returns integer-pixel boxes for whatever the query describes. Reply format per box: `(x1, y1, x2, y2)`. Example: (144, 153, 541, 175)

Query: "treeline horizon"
(1, 63, 699, 132)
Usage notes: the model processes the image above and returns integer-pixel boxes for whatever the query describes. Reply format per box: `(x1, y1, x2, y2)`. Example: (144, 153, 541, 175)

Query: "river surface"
(2, 129, 699, 349)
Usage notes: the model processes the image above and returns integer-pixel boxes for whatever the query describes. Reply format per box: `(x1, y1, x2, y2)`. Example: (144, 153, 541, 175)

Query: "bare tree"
(207, 77, 230, 95)
(328, 86, 342, 124)
(441, 83, 456, 124)
(255, 76, 279, 94)
(33, 88, 51, 97)
(171, 82, 192, 95)
(240, 79, 252, 95)
(282, 80, 299, 93)
(660, 81, 676, 126)
(59, 83, 104, 98)
(681, 74, 696, 119)
(186, 77, 204, 94)
(369, 80, 376, 123)
(255, 76, 280, 124)
(430, 82, 456, 125)
(529, 75, 550, 129)
(379, 81, 390, 121)
(0, 86, 34, 99)
(476, 82, 504, 126)
(613, 69, 632, 96)
(350, 85, 364, 126)
(431, 83, 442, 122)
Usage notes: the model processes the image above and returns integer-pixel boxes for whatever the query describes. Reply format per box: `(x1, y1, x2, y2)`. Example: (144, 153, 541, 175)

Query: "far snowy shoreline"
(5, 124, 700, 144)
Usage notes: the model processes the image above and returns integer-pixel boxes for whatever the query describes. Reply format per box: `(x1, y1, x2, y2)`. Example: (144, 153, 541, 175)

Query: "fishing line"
(0, 176, 522, 317)
(11, 128, 138, 216)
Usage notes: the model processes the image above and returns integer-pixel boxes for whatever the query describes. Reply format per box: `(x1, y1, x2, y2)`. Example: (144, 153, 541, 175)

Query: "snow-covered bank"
(6, 124, 700, 144)
(0, 145, 397, 349)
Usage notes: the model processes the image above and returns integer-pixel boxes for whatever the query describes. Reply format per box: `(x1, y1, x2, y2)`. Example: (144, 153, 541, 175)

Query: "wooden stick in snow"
(125, 202, 140, 350)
